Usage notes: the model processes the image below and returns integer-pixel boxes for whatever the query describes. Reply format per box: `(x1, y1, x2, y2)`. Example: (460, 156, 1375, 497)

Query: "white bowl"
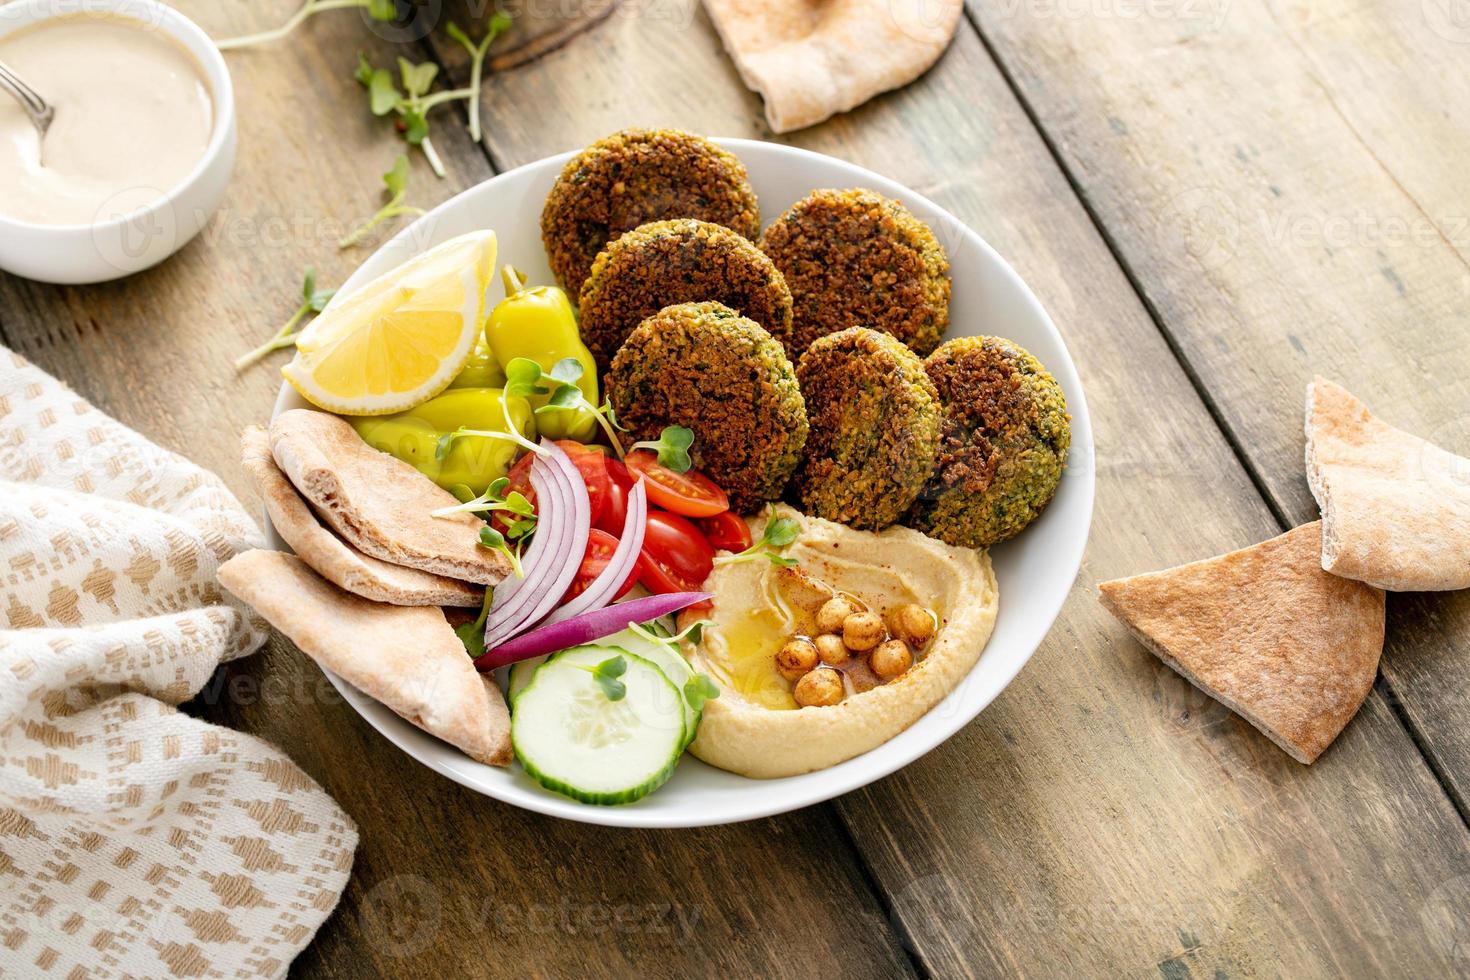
(268, 139, 1096, 828)
(0, 0, 235, 284)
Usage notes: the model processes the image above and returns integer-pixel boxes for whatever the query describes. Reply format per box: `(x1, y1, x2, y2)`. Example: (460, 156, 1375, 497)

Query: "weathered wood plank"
(965, 0, 1470, 810)
(0, 3, 916, 976)
(431, 3, 1470, 974)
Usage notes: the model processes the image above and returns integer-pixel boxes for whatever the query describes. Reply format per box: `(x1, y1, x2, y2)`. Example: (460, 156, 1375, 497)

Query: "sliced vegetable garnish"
(546, 478, 648, 626)
(696, 510, 753, 553)
(639, 510, 716, 594)
(482, 440, 592, 648)
(625, 450, 729, 518)
(713, 511, 801, 568)
(475, 591, 714, 670)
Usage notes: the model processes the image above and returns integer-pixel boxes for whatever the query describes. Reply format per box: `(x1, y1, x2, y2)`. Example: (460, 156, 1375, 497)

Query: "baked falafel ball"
(578, 219, 794, 368)
(905, 336, 1070, 548)
(606, 301, 808, 513)
(540, 129, 760, 296)
(759, 188, 951, 357)
(794, 328, 941, 530)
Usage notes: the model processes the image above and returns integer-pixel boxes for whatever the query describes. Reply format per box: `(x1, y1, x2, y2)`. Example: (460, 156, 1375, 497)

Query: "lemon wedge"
(283, 230, 497, 415)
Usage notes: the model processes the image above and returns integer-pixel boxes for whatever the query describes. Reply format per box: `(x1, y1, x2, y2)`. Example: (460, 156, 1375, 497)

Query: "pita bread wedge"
(241, 427, 482, 607)
(1305, 377, 1470, 591)
(218, 549, 511, 767)
(1098, 523, 1384, 764)
(703, 0, 962, 133)
(269, 409, 508, 585)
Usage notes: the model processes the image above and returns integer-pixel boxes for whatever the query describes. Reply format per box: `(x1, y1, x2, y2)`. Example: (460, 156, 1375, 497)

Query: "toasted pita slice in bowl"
(1098, 522, 1385, 764)
(703, 0, 962, 133)
(269, 409, 509, 586)
(218, 549, 511, 767)
(1305, 378, 1470, 592)
(240, 426, 482, 608)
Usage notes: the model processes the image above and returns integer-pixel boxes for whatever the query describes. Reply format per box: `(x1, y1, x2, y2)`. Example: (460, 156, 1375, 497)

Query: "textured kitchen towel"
(0, 348, 356, 978)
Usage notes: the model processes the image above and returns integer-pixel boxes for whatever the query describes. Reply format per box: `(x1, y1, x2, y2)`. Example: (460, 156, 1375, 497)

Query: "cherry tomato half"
(695, 510, 754, 553)
(563, 529, 639, 604)
(625, 450, 729, 518)
(596, 456, 635, 536)
(638, 509, 716, 594)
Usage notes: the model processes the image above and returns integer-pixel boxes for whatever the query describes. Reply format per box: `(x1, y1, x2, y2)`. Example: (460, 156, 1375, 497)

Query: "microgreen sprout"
(573, 655, 628, 701)
(214, 0, 395, 51)
(350, 12, 513, 178)
(234, 268, 336, 369)
(713, 511, 801, 568)
(339, 154, 426, 249)
(435, 357, 550, 463)
(446, 13, 513, 143)
(683, 674, 721, 713)
(455, 589, 493, 658)
(477, 525, 524, 578)
(432, 476, 536, 526)
(535, 355, 628, 456)
(629, 425, 694, 473)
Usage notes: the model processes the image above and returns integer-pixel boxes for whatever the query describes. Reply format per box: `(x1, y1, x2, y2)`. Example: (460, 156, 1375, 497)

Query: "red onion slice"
(484, 441, 590, 648)
(476, 591, 714, 670)
(543, 478, 647, 626)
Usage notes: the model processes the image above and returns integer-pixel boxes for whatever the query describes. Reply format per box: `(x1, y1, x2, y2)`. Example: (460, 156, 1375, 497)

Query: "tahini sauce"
(0, 15, 213, 226)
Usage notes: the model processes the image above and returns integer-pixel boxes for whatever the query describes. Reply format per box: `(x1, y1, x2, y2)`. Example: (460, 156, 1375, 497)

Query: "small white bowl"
(0, 0, 235, 284)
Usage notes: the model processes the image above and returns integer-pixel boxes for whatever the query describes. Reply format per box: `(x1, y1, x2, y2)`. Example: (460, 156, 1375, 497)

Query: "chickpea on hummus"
(680, 506, 998, 779)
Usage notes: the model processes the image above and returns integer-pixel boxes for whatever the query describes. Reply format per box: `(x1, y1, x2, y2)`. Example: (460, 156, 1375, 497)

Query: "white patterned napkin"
(0, 349, 356, 978)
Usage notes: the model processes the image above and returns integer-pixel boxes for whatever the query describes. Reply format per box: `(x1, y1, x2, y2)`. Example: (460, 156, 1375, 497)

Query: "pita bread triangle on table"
(269, 409, 509, 586)
(702, 0, 963, 133)
(241, 426, 482, 607)
(1305, 377, 1470, 592)
(218, 549, 512, 767)
(1098, 522, 1385, 764)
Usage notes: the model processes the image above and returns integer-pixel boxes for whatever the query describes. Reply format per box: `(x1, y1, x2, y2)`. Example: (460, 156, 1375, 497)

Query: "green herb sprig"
(351, 13, 512, 177)
(713, 511, 801, 568)
(683, 674, 721, 713)
(455, 589, 493, 658)
(477, 524, 525, 578)
(214, 0, 396, 51)
(537, 357, 627, 455)
(628, 425, 694, 473)
(436, 357, 551, 463)
(234, 268, 336, 370)
(572, 655, 628, 701)
(339, 154, 426, 248)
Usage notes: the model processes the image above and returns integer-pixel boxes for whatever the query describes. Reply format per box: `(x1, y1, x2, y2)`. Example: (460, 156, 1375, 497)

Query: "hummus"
(684, 506, 998, 778)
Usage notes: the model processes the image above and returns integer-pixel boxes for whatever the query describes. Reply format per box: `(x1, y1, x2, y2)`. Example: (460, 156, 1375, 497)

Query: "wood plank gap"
(829, 811, 931, 979)
(1376, 674, 1470, 826)
(412, 31, 503, 176)
(960, 5, 1470, 832)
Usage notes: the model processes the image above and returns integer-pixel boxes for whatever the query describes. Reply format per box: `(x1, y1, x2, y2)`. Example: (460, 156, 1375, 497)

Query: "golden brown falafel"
(540, 129, 760, 296)
(905, 336, 1070, 548)
(605, 301, 808, 513)
(794, 328, 941, 530)
(578, 219, 794, 368)
(759, 188, 950, 357)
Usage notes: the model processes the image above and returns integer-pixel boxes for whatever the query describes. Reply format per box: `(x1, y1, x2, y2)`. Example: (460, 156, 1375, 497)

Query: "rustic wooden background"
(3, 0, 1469, 975)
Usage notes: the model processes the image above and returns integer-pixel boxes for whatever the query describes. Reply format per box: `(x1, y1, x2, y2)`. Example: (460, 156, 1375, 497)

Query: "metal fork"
(0, 58, 54, 157)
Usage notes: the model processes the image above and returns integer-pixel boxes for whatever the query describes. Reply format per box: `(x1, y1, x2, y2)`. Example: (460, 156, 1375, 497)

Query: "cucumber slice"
(512, 646, 685, 805)
(507, 655, 546, 705)
(595, 628, 699, 747)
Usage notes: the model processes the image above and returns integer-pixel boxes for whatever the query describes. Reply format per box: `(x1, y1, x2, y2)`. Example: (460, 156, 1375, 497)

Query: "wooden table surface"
(5, 1, 1469, 975)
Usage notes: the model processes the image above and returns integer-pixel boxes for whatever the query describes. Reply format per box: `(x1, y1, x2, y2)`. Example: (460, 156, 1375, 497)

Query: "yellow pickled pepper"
(485, 265, 599, 442)
(447, 334, 507, 389)
(351, 388, 533, 496)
